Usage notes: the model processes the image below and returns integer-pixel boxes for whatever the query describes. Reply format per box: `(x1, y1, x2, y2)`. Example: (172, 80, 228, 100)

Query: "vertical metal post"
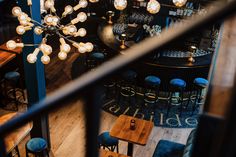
(18, 0, 51, 148)
(84, 84, 104, 157)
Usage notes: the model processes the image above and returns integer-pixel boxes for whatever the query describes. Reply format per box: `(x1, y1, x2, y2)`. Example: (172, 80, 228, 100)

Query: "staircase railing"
(0, 0, 236, 157)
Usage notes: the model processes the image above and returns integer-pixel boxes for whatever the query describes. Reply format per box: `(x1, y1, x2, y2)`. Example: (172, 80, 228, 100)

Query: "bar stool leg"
(179, 90, 184, 117)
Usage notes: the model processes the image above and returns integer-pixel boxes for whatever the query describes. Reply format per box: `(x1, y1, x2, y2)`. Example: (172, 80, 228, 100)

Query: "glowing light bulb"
(40, 44, 52, 55)
(27, 53, 37, 63)
(114, 0, 127, 11)
(12, 7, 22, 17)
(16, 26, 31, 35)
(173, 0, 187, 7)
(44, 14, 54, 25)
(34, 26, 43, 35)
(45, 0, 56, 12)
(52, 16, 59, 26)
(74, 28, 87, 37)
(62, 5, 73, 17)
(58, 52, 67, 60)
(59, 38, 71, 53)
(147, 0, 161, 14)
(74, 0, 88, 11)
(77, 12, 87, 22)
(85, 42, 93, 52)
(89, 0, 99, 3)
(67, 25, 77, 35)
(18, 13, 30, 22)
(6, 40, 24, 50)
(78, 45, 87, 53)
(41, 55, 50, 64)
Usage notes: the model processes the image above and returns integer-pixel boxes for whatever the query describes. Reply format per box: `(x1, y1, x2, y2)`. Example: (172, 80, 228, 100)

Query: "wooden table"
(100, 149, 130, 157)
(0, 112, 32, 154)
(110, 115, 154, 156)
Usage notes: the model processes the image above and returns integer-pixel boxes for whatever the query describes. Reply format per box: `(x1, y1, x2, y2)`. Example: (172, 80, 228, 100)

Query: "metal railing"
(1, 0, 236, 157)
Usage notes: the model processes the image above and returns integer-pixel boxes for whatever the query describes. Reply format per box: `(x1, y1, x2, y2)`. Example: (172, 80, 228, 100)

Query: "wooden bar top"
(110, 115, 154, 146)
(100, 149, 130, 157)
(0, 112, 32, 153)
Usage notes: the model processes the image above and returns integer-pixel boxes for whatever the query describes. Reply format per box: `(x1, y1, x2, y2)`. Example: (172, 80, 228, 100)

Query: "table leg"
(127, 142, 134, 156)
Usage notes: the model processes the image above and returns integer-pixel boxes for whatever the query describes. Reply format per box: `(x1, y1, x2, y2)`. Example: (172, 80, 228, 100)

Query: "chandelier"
(6, 0, 98, 64)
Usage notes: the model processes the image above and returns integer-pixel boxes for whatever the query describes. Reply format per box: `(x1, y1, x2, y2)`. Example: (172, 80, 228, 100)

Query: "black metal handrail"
(0, 0, 236, 157)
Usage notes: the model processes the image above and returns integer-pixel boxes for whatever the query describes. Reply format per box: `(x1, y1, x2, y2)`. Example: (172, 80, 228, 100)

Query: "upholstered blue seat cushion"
(122, 70, 137, 81)
(170, 79, 186, 88)
(145, 75, 161, 87)
(4, 72, 20, 82)
(26, 138, 47, 152)
(194, 78, 208, 88)
(152, 140, 185, 157)
(98, 132, 118, 146)
(91, 52, 105, 60)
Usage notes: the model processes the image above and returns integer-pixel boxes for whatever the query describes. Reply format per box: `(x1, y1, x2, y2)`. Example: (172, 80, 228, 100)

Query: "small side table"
(100, 149, 130, 157)
(110, 115, 154, 156)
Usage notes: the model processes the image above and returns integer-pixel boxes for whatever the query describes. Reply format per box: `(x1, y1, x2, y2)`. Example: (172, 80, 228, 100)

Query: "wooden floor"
(44, 48, 193, 157)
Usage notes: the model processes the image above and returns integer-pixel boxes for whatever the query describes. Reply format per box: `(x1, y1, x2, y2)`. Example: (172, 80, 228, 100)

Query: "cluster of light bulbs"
(114, 0, 188, 13)
(6, 0, 98, 65)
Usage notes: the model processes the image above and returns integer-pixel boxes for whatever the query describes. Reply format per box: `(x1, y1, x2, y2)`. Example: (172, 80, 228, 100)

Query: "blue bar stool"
(25, 138, 49, 157)
(144, 75, 161, 112)
(167, 78, 186, 117)
(191, 78, 208, 114)
(98, 132, 119, 153)
(4, 71, 25, 111)
(117, 70, 137, 107)
(88, 52, 105, 69)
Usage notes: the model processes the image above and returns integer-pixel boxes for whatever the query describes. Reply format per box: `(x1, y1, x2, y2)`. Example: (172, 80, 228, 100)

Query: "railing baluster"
(84, 84, 104, 157)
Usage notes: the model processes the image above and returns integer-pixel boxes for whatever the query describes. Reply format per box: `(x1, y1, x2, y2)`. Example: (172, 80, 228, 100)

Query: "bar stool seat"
(145, 76, 161, 87)
(98, 132, 119, 152)
(170, 78, 186, 89)
(26, 138, 49, 157)
(91, 52, 105, 60)
(193, 78, 208, 88)
(4, 72, 20, 83)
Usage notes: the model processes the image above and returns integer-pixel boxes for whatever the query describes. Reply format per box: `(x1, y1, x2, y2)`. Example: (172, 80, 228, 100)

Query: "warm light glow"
(77, 12, 87, 22)
(41, 55, 50, 64)
(12, 7, 22, 17)
(89, 0, 99, 2)
(40, 44, 52, 55)
(173, 0, 187, 7)
(85, 42, 93, 52)
(45, 0, 56, 12)
(16, 25, 31, 35)
(6, 40, 24, 50)
(18, 13, 31, 22)
(62, 5, 73, 17)
(59, 38, 71, 53)
(74, 0, 88, 11)
(27, 48, 40, 63)
(34, 26, 44, 35)
(58, 52, 67, 60)
(78, 44, 87, 53)
(114, 0, 127, 11)
(44, 14, 54, 25)
(147, 0, 161, 14)
(74, 28, 87, 37)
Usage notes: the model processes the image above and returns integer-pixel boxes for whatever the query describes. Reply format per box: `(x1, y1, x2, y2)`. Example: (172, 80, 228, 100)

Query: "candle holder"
(107, 11, 115, 24)
(188, 45, 196, 63)
(120, 33, 127, 49)
(130, 119, 136, 130)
